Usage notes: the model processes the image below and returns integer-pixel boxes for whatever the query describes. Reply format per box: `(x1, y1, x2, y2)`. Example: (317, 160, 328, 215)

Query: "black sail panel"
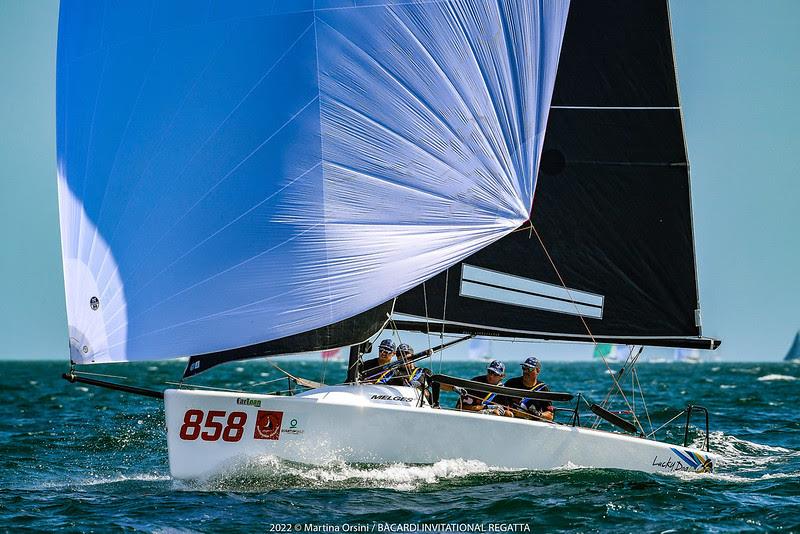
(395, 0, 720, 349)
(183, 300, 393, 378)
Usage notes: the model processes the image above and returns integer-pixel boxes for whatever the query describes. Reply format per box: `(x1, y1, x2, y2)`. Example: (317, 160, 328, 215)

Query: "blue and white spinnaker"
(56, 1, 569, 363)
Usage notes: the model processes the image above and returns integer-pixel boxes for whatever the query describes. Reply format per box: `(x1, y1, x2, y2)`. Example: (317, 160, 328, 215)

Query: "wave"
(669, 468, 800, 484)
(182, 457, 510, 492)
(40, 472, 170, 489)
(696, 431, 799, 472)
(757, 374, 796, 382)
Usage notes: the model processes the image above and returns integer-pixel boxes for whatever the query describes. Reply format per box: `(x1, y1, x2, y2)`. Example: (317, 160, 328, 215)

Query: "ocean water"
(0, 360, 798, 532)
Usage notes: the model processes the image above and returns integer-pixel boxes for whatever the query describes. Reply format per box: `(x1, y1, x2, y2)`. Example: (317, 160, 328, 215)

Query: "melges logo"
(370, 394, 413, 403)
(253, 410, 283, 440)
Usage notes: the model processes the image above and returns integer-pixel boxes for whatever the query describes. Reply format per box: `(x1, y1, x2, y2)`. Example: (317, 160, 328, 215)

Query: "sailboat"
(674, 348, 702, 364)
(321, 348, 344, 363)
(593, 344, 628, 364)
(56, 0, 722, 479)
(784, 331, 800, 361)
(467, 338, 494, 362)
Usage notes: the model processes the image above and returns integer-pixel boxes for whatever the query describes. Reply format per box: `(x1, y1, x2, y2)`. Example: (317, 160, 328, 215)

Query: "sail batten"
(57, 0, 571, 364)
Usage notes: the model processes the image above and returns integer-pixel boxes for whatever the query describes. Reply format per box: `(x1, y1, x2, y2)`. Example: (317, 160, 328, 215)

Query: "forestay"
(56, 0, 570, 364)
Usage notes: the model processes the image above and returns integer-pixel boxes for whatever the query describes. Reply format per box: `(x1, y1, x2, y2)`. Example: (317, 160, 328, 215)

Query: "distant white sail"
(674, 348, 701, 363)
(467, 339, 493, 362)
(593, 344, 627, 363)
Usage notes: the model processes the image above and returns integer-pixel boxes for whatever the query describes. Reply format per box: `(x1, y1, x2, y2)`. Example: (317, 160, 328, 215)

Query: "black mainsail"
(394, 0, 720, 350)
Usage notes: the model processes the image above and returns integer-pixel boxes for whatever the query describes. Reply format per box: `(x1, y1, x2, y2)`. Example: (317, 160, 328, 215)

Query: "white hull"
(164, 385, 720, 480)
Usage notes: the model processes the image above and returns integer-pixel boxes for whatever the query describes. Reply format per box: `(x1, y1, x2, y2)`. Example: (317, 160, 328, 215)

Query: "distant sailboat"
(321, 348, 344, 363)
(784, 331, 800, 361)
(674, 348, 702, 364)
(593, 343, 628, 363)
(467, 339, 493, 362)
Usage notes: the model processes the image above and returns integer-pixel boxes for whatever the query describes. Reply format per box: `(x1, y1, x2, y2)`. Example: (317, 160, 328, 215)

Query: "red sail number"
(179, 409, 247, 442)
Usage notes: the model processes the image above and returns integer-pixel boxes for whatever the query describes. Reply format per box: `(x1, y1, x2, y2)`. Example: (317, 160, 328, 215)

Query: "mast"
(346, 345, 362, 384)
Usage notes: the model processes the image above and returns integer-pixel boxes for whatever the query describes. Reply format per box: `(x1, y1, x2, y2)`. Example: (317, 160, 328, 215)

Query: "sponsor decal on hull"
(652, 448, 713, 473)
(236, 397, 262, 408)
(254, 410, 283, 440)
(370, 394, 414, 403)
(281, 418, 304, 435)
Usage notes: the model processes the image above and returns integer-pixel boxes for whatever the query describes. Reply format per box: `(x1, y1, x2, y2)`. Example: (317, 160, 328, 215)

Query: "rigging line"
(72, 370, 128, 380)
(634, 367, 654, 435)
(439, 268, 451, 374)
(593, 345, 646, 434)
(164, 382, 246, 393)
(321, 350, 329, 385)
(245, 376, 292, 389)
(263, 359, 324, 389)
(632, 362, 635, 418)
(511, 220, 534, 233)
(647, 410, 686, 439)
(530, 223, 639, 424)
(529, 223, 596, 345)
(422, 281, 433, 357)
(389, 315, 404, 347)
(597, 345, 642, 413)
(596, 344, 636, 412)
(624, 348, 647, 434)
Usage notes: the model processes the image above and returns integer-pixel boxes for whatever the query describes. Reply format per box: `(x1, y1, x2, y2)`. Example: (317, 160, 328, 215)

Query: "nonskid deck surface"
(164, 384, 720, 480)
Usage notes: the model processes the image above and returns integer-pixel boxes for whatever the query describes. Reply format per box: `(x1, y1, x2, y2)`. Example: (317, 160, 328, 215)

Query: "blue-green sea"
(1, 360, 798, 532)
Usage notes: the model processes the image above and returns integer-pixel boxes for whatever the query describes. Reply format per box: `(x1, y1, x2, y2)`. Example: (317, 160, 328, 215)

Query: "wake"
(183, 457, 509, 492)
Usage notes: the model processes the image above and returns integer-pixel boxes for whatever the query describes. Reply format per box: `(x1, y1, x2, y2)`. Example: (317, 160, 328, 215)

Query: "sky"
(0, 0, 797, 363)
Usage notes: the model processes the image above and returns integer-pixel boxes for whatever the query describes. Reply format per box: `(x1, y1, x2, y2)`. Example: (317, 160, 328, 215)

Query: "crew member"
(502, 356, 554, 421)
(385, 343, 428, 387)
(457, 360, 512, 417)
(360, 339, 396, 383)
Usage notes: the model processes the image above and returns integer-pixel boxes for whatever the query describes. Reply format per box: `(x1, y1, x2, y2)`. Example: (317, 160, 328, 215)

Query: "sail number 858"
(179, 409, 247, 442)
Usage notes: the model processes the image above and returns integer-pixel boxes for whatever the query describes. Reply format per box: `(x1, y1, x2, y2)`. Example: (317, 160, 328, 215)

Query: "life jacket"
(520, 381, 551, 412)
(409, 367, 424, 383)
(481, 391, 497, 405)
(374, 368, 396, 384)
